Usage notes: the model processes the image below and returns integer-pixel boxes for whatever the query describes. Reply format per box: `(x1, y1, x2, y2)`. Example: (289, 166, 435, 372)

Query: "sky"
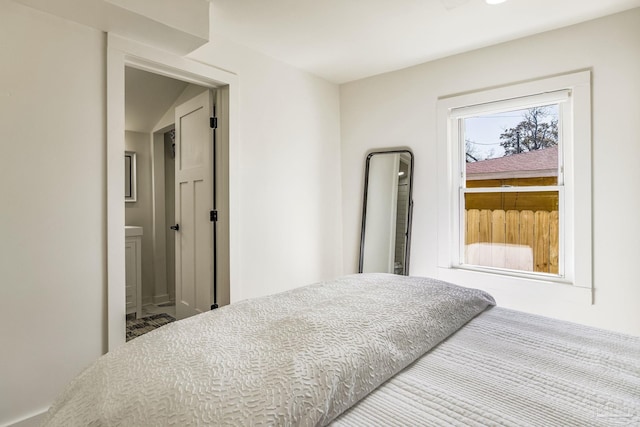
(464, 104, 558, 160)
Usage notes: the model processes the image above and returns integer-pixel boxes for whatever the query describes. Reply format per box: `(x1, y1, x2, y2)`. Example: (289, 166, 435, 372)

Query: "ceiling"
(125, 67, 189, 132)
(210, 0, 640, 84)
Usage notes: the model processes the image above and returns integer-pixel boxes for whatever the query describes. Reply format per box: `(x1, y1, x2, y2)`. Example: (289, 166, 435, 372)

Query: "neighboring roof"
(466, 146, 558, 180)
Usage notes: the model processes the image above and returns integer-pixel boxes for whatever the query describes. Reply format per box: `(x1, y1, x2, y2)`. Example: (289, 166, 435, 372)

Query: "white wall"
(124, 131, 154, 304)
(340, 8, 640, 336)
(0, 1, 105, 424)
(106, 0, 209, 39)
(189, 36, 344, 301)
(0, 2, 343, 425)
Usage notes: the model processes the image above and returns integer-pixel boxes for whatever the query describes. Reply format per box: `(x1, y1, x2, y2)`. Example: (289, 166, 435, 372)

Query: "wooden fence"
(465, 209, 559, 274)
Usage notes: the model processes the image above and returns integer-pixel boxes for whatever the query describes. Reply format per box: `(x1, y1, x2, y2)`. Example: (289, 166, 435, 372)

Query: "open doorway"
(107, 36, 238, 351)
(123, 66, 230, 341)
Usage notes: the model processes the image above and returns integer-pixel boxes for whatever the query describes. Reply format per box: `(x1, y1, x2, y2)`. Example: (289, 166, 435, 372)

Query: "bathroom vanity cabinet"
(125, 226, 143, 319)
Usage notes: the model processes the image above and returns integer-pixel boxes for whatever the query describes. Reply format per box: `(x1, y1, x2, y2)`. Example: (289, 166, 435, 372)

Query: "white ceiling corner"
(209, 0, 640, 83)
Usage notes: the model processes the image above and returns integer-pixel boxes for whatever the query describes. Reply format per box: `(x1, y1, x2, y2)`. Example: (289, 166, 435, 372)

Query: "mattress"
(333, 307, 640, 426)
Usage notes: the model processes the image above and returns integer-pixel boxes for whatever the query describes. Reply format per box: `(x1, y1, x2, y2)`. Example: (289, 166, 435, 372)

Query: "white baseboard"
(5, 409, 47, 427)
(153, 293, 171, 305)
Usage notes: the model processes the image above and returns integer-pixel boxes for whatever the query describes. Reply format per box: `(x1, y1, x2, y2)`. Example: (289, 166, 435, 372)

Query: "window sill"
(437, 266, 593, 306)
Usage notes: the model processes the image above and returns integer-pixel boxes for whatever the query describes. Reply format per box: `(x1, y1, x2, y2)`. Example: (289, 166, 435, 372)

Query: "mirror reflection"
(359, 150, 413, 275)
(125, 151, 137, 202)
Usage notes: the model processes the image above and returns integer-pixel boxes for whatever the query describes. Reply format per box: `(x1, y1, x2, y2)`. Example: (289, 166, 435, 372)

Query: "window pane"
(463, 192, 559, 274)
(464, 105, 559, 186)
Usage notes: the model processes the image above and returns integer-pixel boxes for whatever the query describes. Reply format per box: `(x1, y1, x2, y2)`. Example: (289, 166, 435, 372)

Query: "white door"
(174, 90, 214, 320)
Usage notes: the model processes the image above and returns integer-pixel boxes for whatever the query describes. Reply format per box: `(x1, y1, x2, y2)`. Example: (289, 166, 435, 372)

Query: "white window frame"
(455, 90, 568, 279)
(436, 71, 592, 304)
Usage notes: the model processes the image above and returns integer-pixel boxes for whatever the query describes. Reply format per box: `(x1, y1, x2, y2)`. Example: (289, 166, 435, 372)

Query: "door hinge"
(210, 210, 218, 222)
(210, 117, 218, 129)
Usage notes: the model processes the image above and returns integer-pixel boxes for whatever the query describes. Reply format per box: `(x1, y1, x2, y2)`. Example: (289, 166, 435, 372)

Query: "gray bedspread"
(333, 306, 640, 426)
(44, 274, 494, 426)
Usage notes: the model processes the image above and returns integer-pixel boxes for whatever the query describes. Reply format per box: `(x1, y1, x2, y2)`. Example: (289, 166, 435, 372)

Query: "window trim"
(436, 71, 592, 301)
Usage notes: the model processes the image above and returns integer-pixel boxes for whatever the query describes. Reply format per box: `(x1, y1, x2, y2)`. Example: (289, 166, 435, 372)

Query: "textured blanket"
(44, 274, 495, 426)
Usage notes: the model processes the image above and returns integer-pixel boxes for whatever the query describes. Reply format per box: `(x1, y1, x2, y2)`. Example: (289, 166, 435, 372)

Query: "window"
(459, 96, 565, 277)
(437, 71, 592, 292)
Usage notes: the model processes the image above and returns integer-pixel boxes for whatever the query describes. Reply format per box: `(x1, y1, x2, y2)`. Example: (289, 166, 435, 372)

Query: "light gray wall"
(340, 8, 640, 335)
(125, 131, 154, 305)
(1, 2, 343, 424)
(0, 1, 105, 423)
(191, 37, 344, 301)
(107, 0, 209, 39)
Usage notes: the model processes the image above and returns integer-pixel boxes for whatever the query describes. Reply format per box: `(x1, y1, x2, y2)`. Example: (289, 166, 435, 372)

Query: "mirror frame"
(359, 149, 414, 275)
(125, 151, 137, 202)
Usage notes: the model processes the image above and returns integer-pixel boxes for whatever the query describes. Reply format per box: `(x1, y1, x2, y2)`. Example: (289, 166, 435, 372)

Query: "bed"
(44, 274, 640, 426)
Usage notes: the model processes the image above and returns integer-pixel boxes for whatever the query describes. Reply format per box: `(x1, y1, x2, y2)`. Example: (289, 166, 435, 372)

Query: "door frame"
(107, 34, 239, 351)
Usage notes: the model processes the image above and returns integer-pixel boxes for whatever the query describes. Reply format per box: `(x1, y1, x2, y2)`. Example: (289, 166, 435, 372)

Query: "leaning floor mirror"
(359, 149, 414, 275)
